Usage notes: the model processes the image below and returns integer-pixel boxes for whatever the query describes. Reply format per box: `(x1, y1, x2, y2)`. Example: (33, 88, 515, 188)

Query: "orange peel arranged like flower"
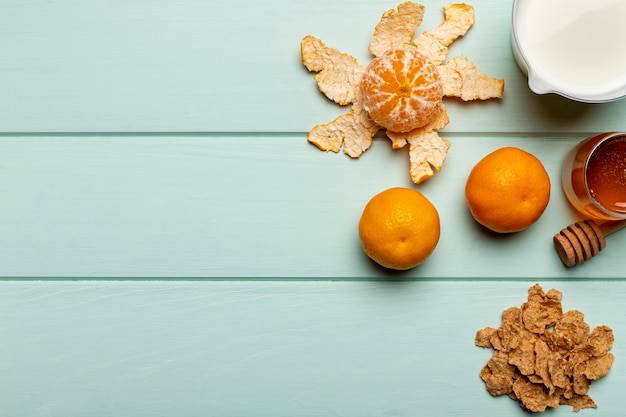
(301, 2, 504, 184)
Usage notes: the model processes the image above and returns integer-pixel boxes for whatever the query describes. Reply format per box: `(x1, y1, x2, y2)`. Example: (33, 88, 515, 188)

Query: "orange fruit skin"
(359, 48, 443, 133)
(358, 187, 440, 270)
(465, 147, 551, 233)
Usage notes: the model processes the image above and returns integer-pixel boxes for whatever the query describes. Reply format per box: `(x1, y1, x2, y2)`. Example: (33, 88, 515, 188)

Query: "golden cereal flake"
(480, 350, 518, 397)
(586, 324, 615, 356)
(495, 306, 524, 352)
(533, 337, 557, 394)
(548, 354, 570, 389)
(562, 395, 598, 413)
(573, 365, 592, 396)
(475, 326, 496, 348)
(476, 284, 615, 413)
(512, 377, 561, 412)
(584, 354, 615, 380)
(549, 310, 590, 353)
(507, 334, 535, 376)
(521, 284, 563, 335)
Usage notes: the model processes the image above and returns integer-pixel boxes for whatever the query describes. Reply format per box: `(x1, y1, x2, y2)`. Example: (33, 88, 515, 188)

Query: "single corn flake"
(549, 310, 590, 353)
(562, 394, 597, 413)
(475, 326, 497, 348)
(586, 324, 614, 356)
(476, 284, 614, 412)
(521, 284, 562, 335)
(507, 334, 535, 376)
(479, 350, 518, 397)
(512, 377, 560, 413)
(584, 354, 615, 380)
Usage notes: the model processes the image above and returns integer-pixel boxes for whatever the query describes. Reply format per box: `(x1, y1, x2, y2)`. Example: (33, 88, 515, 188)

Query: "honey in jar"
(586, 136, 626, 214)
(562, 132, 626, 220)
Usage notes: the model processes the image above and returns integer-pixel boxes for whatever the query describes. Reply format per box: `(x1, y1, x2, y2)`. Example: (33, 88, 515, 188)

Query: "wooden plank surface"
(2, 134, 626, 278)
(1, 281, 624, 417)
(1, 0, 626, 133)
(1, 0, 626, 415)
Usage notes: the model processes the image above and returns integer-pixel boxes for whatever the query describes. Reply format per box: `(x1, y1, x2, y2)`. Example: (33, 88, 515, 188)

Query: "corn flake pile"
(301, 2, 504, 184)
(476, 284, 615, 413)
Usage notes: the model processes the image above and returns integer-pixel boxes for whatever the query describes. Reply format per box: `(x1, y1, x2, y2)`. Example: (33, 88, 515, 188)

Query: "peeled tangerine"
(360, 48, 443, 133)
(300, 2, 505, 184)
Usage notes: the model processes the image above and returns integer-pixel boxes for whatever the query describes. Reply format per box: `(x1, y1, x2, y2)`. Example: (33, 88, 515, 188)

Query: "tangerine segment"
(359, 48, 443, 133)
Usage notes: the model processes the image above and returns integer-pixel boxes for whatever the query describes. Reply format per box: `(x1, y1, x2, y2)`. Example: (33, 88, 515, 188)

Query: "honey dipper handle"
(553, 219, 607, 267)
(596, 219, 626, 236)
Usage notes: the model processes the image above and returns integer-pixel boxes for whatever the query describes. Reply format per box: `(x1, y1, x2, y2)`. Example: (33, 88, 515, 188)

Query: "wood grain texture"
(1, 0, 626, 415)
(1, 0, 626, 133)
(0, 281, 624, 417)
(2, 134, 626, 278)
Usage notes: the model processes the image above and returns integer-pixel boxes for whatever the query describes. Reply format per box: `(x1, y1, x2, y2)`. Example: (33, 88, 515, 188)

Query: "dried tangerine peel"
(301, 35, 364, 106)
(414, 3, 475, 64)
(308, 98, 380, 157)
(439, 56, 504, 100)
(301, 36, 379, 157)
(301, 2, 504, 184)
(368, 2, 425, 57)
(476, 284, 614, 413)
(387, 104, 450, 183)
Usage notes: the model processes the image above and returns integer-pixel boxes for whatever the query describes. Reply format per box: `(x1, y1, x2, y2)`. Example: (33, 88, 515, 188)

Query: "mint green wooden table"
(1, 1, 625, 415)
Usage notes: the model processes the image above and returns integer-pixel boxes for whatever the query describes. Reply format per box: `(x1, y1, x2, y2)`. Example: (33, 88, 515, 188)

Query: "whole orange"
(358, 187, 440, 270)
(465, 147, 551, 233)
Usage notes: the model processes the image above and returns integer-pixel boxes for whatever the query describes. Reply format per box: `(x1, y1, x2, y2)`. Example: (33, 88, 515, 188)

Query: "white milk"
(516, 0, 626, 87)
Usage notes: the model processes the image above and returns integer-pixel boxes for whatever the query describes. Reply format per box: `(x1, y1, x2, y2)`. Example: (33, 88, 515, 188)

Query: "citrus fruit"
(359, 48, 443, 133)
(358, 187, 440, 270)
(465, 147, 551, 233)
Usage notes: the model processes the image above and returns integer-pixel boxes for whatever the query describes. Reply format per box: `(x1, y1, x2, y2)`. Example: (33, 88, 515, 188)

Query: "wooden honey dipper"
(554, 219, 626, 267)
